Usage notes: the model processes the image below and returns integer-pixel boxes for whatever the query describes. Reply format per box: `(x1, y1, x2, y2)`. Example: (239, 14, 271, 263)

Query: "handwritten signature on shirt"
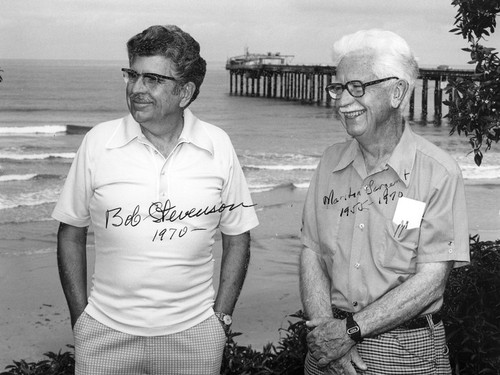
(104, 200, 256, 242)
(105, 200, 256, 229)
(323, 178, 403, 217)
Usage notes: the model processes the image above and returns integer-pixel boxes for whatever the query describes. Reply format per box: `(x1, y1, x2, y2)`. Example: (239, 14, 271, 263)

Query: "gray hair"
(332, 29, 419, 108)
(127, 25, 207, 105)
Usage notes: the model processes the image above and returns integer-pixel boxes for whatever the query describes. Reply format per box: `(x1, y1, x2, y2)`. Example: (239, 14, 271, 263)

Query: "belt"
(331, 307, 442, 330)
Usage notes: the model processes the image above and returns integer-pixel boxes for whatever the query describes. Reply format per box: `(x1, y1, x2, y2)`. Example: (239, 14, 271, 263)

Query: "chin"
(345, 120, 369, 138)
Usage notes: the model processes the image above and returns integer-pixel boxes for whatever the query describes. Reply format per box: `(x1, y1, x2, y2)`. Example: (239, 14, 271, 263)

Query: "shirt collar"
(105, 115, 143, 149)
(178, 108, 214, 155)
(332, 139, 359, 173)
(386, 122, 416, 187)
(332, 122, 416, 187)
(105, 108, 214, 155)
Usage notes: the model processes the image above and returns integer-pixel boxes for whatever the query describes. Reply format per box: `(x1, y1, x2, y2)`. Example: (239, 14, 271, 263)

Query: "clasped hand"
(306, 318, 367, 374)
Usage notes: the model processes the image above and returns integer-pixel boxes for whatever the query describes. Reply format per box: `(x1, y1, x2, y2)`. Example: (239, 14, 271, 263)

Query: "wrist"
(215, 311, 232, 331)
(346, 315, 363, 343)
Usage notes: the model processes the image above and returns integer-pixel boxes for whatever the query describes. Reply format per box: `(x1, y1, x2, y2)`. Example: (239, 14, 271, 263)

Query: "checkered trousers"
(73, 312, 227, 375)
(304, 321, 451, 374)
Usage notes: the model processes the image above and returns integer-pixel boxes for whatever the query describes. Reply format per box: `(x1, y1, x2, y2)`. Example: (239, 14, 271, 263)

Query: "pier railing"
(226, 64, 475, 120)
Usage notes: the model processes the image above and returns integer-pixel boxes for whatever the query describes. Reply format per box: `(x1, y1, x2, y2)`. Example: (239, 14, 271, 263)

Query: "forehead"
(336, 50, 376, 81)
(130, 55, 174, 74)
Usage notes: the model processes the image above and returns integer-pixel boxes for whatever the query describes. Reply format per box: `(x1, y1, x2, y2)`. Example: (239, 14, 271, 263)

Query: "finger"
(305, 317, 331, 328)
(317, 357, 333, 367)
(305, 319, 319, 328)
(324, 360, 357, 375)
(350, 347, 367, 371)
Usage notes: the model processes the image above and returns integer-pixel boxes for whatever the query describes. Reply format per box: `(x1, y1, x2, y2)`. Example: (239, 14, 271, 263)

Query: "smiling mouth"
(133, 101, 152, 107)
(341, 109, 366, 119)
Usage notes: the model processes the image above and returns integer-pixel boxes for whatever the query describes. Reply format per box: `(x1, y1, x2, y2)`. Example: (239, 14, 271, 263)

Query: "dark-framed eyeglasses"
(121, 68, 176, 89)
(325, 77, 399, 100)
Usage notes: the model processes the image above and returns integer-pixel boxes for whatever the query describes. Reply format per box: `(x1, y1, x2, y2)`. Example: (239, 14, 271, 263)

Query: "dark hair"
(127, 25, 207, 104)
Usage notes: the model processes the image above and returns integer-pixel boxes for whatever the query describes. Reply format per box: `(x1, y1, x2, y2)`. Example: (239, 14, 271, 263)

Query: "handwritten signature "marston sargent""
(105, 200, 256, 229)
(323, 179, 403, 217)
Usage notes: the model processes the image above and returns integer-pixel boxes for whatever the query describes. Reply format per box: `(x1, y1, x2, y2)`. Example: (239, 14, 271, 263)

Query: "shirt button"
(354, 262, 360, 269)
(359, 223, 364, 230)
(448, 249, 453, 253)
(352, 301, 358, 307)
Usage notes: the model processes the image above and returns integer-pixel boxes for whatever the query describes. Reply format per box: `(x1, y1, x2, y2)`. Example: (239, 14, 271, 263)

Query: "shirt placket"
(348, 181, 370, 311)
(140, 141, 169, 201)
(159, 154, 169, 201)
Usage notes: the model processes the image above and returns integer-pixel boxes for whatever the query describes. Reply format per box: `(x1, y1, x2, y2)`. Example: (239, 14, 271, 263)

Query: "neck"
(141, 111, 185, 158)
(358, 117, 405, 174)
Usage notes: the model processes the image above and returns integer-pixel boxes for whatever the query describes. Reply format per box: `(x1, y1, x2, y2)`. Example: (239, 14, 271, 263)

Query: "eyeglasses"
(325, 77, 399, 100)
(121, 68, 176, 89)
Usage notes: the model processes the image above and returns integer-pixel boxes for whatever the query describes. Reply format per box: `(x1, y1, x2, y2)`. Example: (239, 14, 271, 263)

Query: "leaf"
(474, 151, 483, 166)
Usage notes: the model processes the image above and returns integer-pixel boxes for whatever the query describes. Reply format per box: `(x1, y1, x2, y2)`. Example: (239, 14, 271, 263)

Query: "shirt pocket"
(381, 219, 419, 273)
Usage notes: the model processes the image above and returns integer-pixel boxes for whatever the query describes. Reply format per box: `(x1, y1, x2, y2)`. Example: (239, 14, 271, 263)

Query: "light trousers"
(74, 312, 226, 375)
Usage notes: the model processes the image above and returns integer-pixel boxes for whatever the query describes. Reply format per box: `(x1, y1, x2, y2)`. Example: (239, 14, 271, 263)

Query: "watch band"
(346, 315, 363, 343)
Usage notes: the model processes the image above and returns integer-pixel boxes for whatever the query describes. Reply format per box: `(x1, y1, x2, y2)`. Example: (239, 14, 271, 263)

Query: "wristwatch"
(215, 311, 233, 328)
(346, 315, 363, 343)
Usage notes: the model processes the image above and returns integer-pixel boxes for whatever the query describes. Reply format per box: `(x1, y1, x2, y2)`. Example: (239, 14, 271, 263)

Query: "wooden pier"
(226, 63, 474, 120)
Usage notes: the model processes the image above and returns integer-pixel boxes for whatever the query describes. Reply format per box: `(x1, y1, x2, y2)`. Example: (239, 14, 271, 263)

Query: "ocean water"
(1, 59, 499, 255)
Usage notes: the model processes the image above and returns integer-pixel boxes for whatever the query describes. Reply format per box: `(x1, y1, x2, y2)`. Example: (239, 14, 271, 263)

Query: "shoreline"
(0, 183, 499, 368)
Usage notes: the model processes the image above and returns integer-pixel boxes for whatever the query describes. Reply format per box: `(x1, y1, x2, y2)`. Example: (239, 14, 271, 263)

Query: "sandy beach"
(1, 183, 499, 369)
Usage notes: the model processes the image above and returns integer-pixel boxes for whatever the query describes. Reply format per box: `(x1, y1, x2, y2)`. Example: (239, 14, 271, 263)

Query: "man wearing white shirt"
(53, 24, 258, 375)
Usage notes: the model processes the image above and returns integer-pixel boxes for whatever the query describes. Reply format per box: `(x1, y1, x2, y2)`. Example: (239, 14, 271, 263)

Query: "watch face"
(347, 326, 360, 335)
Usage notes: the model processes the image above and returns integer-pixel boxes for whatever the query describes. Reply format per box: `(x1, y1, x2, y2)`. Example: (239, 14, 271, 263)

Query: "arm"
(300, 246, 367, 373)
(355, 261, 452, 336)
(214, 231, 251, 315)
(299, 246, 333, 320)
(56, 222, 88, 328)
(307, 261, 453, 367)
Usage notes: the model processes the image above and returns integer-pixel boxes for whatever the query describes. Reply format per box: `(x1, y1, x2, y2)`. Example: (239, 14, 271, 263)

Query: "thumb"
(350, 347, 367, 371)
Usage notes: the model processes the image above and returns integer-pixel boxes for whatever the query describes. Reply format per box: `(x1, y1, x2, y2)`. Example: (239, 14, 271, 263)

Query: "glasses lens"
(347, 81, 364, 97)
(142, 75, 157, 88)
(122, 69, 139, 83)
(328, 84, 344, 99)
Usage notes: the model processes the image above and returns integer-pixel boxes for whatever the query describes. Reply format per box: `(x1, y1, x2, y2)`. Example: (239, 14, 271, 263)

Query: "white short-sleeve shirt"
(52, 109, 259, 336)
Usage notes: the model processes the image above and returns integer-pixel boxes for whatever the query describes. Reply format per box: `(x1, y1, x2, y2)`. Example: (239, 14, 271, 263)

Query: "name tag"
(393, 197, 426, 229)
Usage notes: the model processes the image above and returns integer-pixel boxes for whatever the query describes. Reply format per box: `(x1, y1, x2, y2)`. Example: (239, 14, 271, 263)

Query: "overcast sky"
(1, 0, 499, 67)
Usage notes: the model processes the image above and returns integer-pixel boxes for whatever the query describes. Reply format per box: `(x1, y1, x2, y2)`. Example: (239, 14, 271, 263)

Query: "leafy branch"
(445, 0, 500, 165)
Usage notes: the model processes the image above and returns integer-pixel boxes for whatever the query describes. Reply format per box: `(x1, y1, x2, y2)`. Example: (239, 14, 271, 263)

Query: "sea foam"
(0, 125, 67, 135)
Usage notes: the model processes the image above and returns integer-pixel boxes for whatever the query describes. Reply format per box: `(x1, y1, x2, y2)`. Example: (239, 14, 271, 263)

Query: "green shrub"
(0, 349, 74, 375)
(221, 311, 308, 375)
(442, 236, 500, 374)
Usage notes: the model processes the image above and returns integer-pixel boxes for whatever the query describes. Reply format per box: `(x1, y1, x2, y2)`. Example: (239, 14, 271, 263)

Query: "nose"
(129, 76, 148, 93)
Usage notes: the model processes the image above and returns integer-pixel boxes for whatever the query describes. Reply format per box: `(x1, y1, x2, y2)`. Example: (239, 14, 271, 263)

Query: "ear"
(391, 79, 409, 109)
(179, 82, 196, 108)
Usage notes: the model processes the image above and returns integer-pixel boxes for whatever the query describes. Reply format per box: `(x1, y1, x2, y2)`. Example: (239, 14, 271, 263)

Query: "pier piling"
(226, 63, 474, 119)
